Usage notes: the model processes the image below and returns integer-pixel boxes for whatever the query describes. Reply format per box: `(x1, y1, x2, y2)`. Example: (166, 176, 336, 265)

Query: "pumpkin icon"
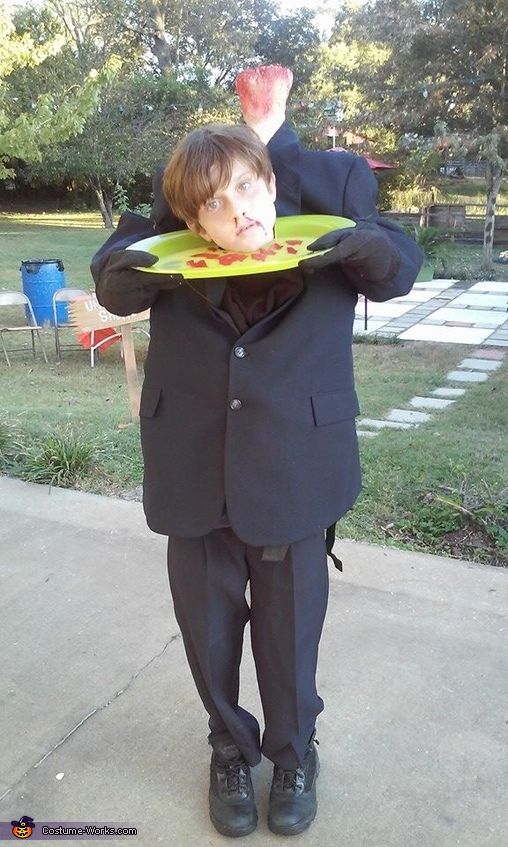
(11, 816, 35, 838)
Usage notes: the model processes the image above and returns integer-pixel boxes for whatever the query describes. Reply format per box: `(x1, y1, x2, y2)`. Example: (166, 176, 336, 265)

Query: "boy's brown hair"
(163, 123, 273, 229)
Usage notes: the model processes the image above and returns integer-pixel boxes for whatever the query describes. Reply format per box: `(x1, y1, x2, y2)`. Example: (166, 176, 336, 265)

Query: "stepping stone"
(423, 279, 459, 287)
(451, 292, 507, 309)
(426, 307, 506, 326)
(358, 418, 414, 430)
(387, 408, 431, 424)
(447, 370, 489, 382)
(470, 281, 508, 294)
(409, 396, 455, 409)
(469, 349, 505, 360)
(458, 358, 503, 371)
(357, 430, 379, 437)
(432, 387, 466, 397)
(399, 325, 493, 344)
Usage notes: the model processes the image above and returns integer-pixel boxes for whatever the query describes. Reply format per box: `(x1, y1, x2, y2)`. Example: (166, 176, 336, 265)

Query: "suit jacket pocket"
(139, 386, 161, 418)
(311, 388, 360, 426)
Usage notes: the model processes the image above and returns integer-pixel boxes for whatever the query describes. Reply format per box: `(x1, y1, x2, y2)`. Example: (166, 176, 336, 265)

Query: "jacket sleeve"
(90, 212, 162, 315)
(265, 122, 302, 217)
(90, 169, 187, 315)
(341, 156, 424, 302)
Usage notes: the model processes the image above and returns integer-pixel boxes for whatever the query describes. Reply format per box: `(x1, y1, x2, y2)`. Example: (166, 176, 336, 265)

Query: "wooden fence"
(382, 204, 508, 246)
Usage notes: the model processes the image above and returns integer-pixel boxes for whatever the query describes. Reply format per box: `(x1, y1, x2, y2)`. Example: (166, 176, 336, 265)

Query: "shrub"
(19, 428, 96, 488)
(403, 223, 449, 262)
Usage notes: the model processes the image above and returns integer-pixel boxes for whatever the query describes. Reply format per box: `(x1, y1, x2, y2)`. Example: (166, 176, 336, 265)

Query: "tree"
(434, 121, 507, 271)
(45, 0, 147, 71)
(254, 8, 321, 90)
(0, 1, 120, 180)
(92, 0, 277, 84)
(24, 74, 235, 226)
(81, 0, 324, 88)
(328, 0, 508, 269)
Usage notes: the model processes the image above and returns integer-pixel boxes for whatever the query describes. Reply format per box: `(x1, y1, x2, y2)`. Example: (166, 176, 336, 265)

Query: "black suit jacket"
(91, 123, 423, 544)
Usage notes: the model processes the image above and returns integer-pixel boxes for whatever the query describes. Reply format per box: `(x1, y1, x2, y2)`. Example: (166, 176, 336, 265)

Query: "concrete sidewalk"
(1, 475, 507, 846)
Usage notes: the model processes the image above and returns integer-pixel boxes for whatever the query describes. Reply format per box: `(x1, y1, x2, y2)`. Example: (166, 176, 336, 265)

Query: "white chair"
(88, 326, 122, 368)
(0, 290, 49, 366)
(53, 288, 92, 363)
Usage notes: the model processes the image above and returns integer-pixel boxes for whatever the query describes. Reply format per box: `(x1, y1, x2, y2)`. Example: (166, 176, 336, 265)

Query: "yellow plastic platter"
(127, 214, 355, 279)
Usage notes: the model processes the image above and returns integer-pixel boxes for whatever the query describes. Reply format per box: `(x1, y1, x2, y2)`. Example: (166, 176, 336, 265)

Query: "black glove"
(99, 249, 183, 294)
(300, 221, 401, 284)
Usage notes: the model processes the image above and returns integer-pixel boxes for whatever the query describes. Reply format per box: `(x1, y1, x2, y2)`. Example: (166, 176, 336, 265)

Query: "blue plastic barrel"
(20, 259, 68, 326)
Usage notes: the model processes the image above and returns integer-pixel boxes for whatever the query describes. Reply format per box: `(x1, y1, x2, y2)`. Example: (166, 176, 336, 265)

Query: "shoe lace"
(221, 757, 249, 796)
(276, 736, 318, 793)
(281, 767, 305, 792)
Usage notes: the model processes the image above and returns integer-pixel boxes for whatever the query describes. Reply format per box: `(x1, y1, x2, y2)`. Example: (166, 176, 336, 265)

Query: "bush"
(19, 428, 97, 488)
(403, 223, 449, 262)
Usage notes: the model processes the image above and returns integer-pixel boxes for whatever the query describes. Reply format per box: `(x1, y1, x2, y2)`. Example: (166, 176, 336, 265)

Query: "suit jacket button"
(229, 399, 242, 410)
(234, 346, 246, 358)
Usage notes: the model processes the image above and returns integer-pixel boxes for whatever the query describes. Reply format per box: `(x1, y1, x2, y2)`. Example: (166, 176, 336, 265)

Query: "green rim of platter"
(127, 214, 355, 279)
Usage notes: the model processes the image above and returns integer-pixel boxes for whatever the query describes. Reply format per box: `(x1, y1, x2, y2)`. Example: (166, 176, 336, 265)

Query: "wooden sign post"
(68, 295, 150, 421)
(119, 324, 141, 420)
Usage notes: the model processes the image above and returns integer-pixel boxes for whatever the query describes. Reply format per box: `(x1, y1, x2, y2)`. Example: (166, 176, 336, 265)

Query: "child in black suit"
(92, 80, 423, 839)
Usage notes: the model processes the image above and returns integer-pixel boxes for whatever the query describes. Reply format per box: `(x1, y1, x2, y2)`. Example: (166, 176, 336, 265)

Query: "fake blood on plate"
(185, 238, 305, 269)
(218, 253, 248, 266)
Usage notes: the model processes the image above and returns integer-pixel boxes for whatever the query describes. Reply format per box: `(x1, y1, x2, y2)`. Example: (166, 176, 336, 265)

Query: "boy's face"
(193, 157, 277, 252)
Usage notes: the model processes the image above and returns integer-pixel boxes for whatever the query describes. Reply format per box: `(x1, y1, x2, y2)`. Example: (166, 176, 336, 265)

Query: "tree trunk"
(482, 159, 504, 271)
(105, 193, 114, 227)
(150, 5, 174, 74)
(481, 130, 505, 271)
(91, 178, 114, 228)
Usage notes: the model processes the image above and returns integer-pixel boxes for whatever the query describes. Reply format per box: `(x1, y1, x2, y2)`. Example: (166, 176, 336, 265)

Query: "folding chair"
(0, 290, 49, 367)
(53, 288, 90, 361)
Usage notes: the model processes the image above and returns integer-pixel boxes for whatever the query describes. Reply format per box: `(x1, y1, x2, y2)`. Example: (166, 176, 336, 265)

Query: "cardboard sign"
(68, 295, 150, 330)
(68, 294, 150, 421)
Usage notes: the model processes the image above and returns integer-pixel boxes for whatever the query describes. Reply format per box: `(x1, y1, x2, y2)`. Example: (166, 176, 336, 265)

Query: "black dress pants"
(166, 527, 329, 769)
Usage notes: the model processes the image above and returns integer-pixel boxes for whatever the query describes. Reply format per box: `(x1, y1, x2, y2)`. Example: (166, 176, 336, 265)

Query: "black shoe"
(209, 738, 258, 837)
(268, 732, 320, 836)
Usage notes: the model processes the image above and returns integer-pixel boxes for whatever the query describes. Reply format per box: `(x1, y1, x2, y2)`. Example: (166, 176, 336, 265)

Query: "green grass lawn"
(435, 176, 508, 207)
(1, 212, 507, 567)
(0, 212, 107, 292)
(437, 243, 508, 282)
(344, 343, 508, 568)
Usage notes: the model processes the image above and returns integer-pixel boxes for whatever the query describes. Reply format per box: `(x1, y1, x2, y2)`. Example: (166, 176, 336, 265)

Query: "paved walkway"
(355, 279, 508, 346)
(1, 476, 507, 846)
